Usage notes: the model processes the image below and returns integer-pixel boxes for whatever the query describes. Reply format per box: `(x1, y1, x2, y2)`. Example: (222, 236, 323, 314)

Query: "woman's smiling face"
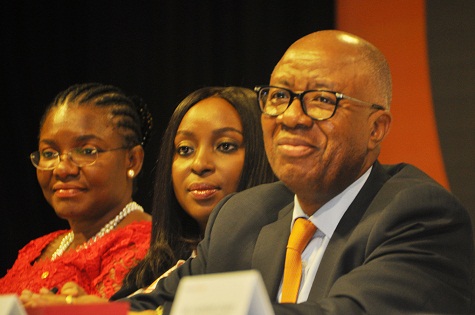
(36, 104, 132, 221)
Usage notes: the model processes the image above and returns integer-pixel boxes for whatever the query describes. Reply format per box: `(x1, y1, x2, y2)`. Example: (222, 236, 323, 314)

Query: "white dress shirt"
(277, 167, 372, 303)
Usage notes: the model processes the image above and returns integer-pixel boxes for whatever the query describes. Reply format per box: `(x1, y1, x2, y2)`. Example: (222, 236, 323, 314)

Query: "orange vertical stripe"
(336, 0, 449, 188)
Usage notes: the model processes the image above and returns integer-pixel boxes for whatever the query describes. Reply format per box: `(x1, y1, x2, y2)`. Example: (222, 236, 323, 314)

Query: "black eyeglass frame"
(254, 85, 386, 121)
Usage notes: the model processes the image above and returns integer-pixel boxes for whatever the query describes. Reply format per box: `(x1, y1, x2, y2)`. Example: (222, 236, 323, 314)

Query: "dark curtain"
(0, 1, 335, 276)
(427, 0, 475, 227)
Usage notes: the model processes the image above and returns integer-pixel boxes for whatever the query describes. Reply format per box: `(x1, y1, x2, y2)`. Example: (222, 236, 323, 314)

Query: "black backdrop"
(0, 1, 335, 276)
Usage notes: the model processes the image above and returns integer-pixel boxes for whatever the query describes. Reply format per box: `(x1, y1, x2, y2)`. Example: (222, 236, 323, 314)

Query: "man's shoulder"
(231, 181, 293, 203)
(205, 181, 294, 241)
(240, 180, 292, 196)
(377, 162, 464, 209)
(381, 162, 446, 190)
(216, 181, 294, 216)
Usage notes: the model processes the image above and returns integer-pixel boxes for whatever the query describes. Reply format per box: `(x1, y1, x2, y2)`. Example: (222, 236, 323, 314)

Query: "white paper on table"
(170, 269, 274, 315)
(0, 295, 27, 315)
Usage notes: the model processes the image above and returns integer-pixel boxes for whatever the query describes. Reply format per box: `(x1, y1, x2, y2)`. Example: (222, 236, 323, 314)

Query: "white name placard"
(0, 295, 27, 315)
(170, 269, 274, 315)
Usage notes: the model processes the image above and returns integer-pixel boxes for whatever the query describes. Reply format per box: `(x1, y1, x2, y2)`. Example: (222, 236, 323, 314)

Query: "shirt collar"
(291, 166, 372, 238)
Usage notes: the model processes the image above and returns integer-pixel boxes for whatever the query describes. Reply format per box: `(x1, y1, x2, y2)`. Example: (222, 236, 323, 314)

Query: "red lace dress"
(0, 221, 151, 299)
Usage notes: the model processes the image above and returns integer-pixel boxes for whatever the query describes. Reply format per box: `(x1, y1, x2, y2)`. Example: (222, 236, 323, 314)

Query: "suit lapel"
(252, 204, 293, 299)
(308, 162, 390, 301)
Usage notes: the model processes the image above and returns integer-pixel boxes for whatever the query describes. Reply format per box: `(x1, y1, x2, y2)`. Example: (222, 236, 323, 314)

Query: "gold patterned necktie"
(281, 218, 317, 303)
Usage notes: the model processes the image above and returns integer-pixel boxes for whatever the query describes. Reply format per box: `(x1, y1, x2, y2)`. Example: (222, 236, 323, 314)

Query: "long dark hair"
(123, 86, 276, 288)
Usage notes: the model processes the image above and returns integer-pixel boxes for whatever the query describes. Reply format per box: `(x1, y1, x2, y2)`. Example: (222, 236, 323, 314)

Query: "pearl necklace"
(51, 201, 144, 261)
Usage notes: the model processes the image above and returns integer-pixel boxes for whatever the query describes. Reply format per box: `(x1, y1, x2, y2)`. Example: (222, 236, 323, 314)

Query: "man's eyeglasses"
(254, 86, 386, 121)
(30, 146, 129, 170)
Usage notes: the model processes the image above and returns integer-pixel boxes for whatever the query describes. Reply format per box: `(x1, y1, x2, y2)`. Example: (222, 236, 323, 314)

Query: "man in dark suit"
(126, 30, 473, 314)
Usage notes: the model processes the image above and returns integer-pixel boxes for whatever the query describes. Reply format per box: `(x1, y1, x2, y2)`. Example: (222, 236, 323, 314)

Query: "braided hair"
(39, 83, 153, 148)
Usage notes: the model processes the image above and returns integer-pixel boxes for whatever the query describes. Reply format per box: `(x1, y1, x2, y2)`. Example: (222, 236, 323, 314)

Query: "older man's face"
(261, 42, 377, 214)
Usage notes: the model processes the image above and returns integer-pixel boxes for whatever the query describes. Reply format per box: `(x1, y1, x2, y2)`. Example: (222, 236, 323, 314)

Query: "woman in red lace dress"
(19, 86, 276, 306)
(0, 83, 153, 299)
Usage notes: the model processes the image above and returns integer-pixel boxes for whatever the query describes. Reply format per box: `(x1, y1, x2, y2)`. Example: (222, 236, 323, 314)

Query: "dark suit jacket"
(124, 162, 473, 314)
